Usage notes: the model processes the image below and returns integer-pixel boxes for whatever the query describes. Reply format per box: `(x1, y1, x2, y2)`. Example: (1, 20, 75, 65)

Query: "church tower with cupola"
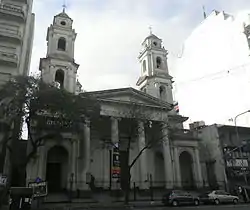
(39, 8, 79, 93)
(136, 31, 174, 105)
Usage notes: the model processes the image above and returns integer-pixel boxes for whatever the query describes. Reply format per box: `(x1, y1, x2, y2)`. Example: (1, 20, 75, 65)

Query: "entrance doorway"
(46, 146, 68, 192)
(179, 151, 194, 189)
(119, 150, 129, 190)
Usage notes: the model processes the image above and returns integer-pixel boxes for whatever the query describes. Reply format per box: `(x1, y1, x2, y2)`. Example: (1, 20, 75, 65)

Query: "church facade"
(26, 10, 203, 193)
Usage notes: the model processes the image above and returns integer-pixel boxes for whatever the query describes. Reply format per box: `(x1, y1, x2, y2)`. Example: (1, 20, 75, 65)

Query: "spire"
(202, 5, 207, 19)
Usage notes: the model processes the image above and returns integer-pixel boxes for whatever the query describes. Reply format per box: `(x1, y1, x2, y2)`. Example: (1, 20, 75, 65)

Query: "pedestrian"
(89, 174, 96, 192)
(241, 187, 247, 203)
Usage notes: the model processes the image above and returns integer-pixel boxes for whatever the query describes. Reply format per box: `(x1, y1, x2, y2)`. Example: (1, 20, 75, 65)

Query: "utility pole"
(234, 110, 250, 185)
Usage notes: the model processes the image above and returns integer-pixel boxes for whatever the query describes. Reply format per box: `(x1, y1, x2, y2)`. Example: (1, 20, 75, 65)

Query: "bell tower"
(136, 31, 174, 104)
(39, 8, 79, 93)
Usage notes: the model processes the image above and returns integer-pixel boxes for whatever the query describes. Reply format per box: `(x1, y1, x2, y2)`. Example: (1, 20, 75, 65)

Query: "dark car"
(162, 190, 200, 207)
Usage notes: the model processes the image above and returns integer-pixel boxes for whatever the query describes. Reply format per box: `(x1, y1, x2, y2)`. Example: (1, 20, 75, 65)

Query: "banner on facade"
(112, 148, 120, 178)
(226, 159, 249, 167)
(28, 181, 47, 197)
(35, 115, 75, 131)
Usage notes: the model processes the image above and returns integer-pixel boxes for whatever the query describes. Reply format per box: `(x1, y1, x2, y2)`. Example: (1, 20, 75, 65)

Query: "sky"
(31, 0, 250, 128)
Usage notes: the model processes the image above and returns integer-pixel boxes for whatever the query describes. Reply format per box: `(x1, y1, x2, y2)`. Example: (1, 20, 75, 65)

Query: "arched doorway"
(179, 151, 194, 189)
(46, 146, 68, 192)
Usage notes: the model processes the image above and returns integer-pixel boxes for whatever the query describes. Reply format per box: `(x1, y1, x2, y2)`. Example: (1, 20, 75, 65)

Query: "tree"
(104, 102, 171, 204)
(0, 75, 100, 182)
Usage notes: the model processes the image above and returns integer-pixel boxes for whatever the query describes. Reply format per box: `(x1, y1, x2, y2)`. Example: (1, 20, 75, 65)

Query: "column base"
(165, 181, 174, 189)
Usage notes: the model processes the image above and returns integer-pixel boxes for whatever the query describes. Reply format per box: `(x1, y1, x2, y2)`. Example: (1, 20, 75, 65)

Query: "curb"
(41, 201, 163, 209)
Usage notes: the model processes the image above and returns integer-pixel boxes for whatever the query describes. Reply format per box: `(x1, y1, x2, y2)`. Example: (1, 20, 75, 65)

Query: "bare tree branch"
(129, 145, 148, 169)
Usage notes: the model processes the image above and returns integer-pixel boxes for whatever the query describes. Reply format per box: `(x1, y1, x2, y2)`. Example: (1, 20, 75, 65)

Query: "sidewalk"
(41, 200, 162, 210)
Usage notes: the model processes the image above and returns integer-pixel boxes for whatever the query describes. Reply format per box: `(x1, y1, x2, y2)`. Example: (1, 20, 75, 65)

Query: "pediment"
(82, 88, 172, 109)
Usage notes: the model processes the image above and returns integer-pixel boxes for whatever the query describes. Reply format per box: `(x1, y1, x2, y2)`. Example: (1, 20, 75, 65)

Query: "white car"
(200, 190, 239, 205)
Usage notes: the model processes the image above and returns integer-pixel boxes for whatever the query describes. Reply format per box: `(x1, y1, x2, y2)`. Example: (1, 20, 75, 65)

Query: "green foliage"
(0, 75, 100, 132)
(0, 75, 100, 166)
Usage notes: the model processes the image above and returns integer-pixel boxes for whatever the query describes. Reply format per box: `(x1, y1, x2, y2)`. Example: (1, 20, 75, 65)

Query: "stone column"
(82, 119, 90, 189)
(38, 145, 46, 180)
(174, 147, 181, 187)
(111, 117, 119, 144)
(161, 122, 174, 189)
(71, 139, 77, 190)
(3, 147, 11, 176)
(194, 148, 203, 188)
(138, 120, 148, 189)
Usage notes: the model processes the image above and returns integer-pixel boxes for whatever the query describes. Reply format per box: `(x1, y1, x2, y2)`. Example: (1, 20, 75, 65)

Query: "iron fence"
(61, 180, 228, 202)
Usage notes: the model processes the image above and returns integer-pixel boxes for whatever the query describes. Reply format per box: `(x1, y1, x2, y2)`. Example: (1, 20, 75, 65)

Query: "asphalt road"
(139, 204, 250, 210)
(66, 204, 250, 210)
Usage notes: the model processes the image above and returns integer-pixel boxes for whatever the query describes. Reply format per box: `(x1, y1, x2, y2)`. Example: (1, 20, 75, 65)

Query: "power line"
(175, 62, 250, 87)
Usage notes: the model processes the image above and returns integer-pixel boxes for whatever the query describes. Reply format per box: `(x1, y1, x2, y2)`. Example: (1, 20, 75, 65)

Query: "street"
(64, 203, 250, 210)
(150, 204, 250, 210)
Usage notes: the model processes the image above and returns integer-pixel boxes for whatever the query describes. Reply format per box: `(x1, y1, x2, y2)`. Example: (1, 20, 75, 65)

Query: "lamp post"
(234, 110, 250, 185)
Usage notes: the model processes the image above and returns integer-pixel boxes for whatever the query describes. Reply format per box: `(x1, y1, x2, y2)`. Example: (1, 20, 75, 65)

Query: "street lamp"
(234, 110, 250, 185)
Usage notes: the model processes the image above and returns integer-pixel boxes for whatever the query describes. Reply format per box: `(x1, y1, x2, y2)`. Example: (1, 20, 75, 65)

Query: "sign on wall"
(28, 180, 47, 198)
(0, 174, 7, 187)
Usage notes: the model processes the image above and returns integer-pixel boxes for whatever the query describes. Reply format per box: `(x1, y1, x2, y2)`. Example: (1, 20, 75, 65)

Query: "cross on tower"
(149, 26, 153, 35)
(62, 0, 67, 12)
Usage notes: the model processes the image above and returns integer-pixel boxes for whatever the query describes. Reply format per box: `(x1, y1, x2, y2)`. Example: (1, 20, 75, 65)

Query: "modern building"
(0, 0, 35, 85)
(175, 10, 250, 125)
(190, 122, 250, 190)
(26, 10, 203, 194)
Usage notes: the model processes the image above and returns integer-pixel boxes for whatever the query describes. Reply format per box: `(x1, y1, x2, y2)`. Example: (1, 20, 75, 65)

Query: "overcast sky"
(31, 0, 250, 128)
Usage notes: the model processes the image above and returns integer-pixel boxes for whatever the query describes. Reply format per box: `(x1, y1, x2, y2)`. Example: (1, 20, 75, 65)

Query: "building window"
(58, 37, 66, 51)
(159, 85, 166, 100)
(143, 60, 147, 72)
(55, 69, 65, 89)
(156, 56, 162, 68)
(60, 21, 66, 26)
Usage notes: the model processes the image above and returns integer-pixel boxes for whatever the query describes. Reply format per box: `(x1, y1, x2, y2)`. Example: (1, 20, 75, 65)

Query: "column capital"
(137, 120, 146, 133)
(110, 116, 122, 121)
(84, 118, 90, 127)
(137, 119, 145, 124)
(70, 138, 78, 143)
(160, 121, 169, 128)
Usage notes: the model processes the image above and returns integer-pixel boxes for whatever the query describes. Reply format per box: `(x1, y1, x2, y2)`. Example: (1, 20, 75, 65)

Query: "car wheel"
(172, 200, 178, 207)
(194, 199, 199, 206)
(233, 199, 238, 204)
(214, 199, 220, 205)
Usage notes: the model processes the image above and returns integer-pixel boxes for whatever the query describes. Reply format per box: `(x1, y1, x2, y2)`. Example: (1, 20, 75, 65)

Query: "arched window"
(159, 85, 166, 100)
(55, 69, 65, 89)
(156, 56, 162, 68)
(58, 37, 66, 51)
(143, 60, 147, 72)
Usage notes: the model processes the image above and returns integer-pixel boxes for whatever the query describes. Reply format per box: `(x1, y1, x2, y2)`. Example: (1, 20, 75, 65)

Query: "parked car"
(162, 190, 200, 207)
(199, 190, 239, 205)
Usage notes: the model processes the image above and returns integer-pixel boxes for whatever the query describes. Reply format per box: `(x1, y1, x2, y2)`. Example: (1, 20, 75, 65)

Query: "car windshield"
(200, 192, 210, 196)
